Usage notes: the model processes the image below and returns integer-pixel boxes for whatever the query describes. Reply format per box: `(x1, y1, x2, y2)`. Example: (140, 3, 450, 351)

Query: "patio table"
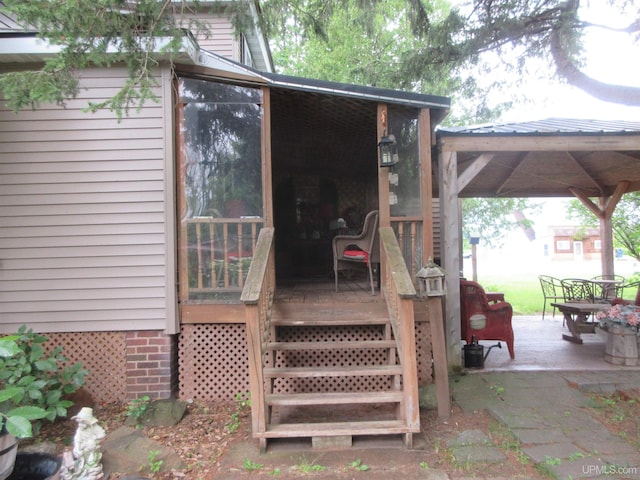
(551, 302, 611, 344)
(590, 278, 623, 301)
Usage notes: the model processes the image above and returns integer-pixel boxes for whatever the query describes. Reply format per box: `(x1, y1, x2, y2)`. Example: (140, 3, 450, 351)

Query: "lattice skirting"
(178, 321, 433, 402)
(43, 331, 128, 403)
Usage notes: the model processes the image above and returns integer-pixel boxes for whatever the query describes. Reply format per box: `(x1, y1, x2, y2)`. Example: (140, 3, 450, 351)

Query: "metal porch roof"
(438, 118, 640, 136)
(437, 118, 640, 198)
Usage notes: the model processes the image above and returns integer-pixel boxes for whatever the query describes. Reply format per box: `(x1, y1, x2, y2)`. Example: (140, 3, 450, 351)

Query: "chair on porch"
(333, 210, 379, 295)
(560, 278, 598, 303)
(460, 279, 515, 358)
(538, 275, 564, 319)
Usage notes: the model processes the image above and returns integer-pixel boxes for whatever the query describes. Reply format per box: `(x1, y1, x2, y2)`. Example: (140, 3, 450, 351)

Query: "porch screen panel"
(179, 78, 263, 302)
(388, 106, 422, 277)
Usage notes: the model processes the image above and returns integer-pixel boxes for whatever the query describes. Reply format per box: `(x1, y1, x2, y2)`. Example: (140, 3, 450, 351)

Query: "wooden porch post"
(439, 150, 462, 369)
(261, 87, 274, 228)
(377, 104, 391, 228)
(419, 108, 434, 263)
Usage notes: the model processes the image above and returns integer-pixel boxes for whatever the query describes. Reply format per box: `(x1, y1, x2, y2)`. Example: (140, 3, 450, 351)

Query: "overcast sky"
(501, 2, 640, 122)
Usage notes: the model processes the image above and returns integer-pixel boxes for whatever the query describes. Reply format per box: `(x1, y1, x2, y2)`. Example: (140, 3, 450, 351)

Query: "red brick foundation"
(125, 331, 178, 400)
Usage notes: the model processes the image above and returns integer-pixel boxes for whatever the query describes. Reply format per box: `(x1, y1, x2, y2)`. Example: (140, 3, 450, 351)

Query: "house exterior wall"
(550, 227, 601, 261)
(0, 64, 178, 400)
(0, 65, 176, 335)
(183, 13, 236, 60)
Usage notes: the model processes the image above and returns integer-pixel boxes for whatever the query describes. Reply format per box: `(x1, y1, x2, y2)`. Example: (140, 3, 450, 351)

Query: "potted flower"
(595, 304, 640, 366)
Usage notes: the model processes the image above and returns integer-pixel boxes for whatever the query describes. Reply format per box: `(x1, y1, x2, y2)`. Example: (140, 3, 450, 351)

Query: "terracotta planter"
(0, 429, 18, 480)
(603, 325, 639, 366)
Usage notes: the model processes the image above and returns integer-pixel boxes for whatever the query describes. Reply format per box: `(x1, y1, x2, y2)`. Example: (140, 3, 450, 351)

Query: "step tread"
(271, 303, 389, 326)
(256, 420, 416, 438)
(266, 340, 397, 351)
(264, 365, 402, 378)
(266, 391, 403, 406)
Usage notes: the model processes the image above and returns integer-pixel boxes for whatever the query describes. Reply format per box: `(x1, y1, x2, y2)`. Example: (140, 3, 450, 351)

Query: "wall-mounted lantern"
(416, 257, 446, 297)
(378, 133, 398, 167)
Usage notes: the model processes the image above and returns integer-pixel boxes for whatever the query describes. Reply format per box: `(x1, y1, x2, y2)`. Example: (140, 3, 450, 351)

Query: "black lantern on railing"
(378, 133, 398, 167)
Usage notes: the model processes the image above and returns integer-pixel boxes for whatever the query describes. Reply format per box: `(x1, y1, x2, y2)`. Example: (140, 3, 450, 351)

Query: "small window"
(594, 240, 601, 251)
(240, 33, 254, 67)
(556, 240, 571, 251)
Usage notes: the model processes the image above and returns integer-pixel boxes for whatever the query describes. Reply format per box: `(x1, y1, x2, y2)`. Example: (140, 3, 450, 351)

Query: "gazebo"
(436, 118, 640, 367)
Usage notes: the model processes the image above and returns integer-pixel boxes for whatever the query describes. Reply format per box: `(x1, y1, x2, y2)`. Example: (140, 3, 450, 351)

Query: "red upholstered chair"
(611, 280, 640, 307)
(460, 279, 515, 358)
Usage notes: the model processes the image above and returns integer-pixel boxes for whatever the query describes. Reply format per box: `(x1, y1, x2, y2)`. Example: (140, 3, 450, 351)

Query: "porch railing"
(391, 217, 423, 280)
(379, 226, 420, 435)
(186, 217, 264, 299)
(240, 227, 275, 440)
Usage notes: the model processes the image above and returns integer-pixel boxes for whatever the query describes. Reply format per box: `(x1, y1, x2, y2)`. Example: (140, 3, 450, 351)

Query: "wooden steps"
(271, 302, 389, 326)
(248, 298, 420, 452)
(257, 420, 417, 439)
(266, 391, 403, 406)
(266, 340, 396, 351)
(264, 365, 403, 378)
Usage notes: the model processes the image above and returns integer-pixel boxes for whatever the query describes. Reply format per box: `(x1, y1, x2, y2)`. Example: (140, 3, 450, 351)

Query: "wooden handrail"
(241, 227, 275, 442)
(379, 227, 419, 434)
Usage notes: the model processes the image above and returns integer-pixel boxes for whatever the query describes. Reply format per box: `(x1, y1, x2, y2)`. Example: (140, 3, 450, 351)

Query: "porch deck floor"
(275, 276, 382, 304)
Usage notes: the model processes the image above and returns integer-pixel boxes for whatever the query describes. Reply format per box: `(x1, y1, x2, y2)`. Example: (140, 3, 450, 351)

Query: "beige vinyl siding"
(0, 66, 174, 334)
(183, 13, 236, 59)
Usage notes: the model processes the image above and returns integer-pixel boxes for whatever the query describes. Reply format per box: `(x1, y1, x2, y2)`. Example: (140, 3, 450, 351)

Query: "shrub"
(0, 326, 88, 437)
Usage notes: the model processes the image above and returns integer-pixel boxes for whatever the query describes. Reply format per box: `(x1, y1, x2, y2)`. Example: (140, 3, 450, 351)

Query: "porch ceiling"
(270, 87, 379, 180)
(453, 149, 640, 198)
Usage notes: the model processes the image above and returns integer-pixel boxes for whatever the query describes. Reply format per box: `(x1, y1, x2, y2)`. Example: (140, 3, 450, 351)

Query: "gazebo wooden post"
(570, 181, 628, 278)
(439, 149, 463, 369)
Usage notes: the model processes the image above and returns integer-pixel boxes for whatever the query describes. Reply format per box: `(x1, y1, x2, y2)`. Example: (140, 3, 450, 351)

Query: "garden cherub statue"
(59, 407, 106, 480)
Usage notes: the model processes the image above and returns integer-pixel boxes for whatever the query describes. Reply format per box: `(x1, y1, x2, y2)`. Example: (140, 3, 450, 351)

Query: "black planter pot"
(7, 453, 60, 480)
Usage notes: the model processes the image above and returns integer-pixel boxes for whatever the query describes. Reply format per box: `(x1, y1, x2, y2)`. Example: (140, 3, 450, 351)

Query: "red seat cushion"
(343, 249, 368, 264)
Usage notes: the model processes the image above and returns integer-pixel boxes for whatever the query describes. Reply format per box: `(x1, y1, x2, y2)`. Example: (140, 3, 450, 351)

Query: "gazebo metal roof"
(437, 118, 640, 198)
(439, 118, 640, 136)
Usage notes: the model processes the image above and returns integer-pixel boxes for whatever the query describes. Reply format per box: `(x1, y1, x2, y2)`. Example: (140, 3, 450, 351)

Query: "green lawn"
(474, 274, 544, 315)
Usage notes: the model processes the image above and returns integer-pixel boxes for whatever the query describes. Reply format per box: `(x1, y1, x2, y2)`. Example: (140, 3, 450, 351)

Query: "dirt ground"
(28, 388, 640, 479)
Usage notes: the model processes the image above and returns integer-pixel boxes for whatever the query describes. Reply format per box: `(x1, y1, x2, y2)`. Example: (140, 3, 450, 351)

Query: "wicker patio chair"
(333, 210, 379, 295)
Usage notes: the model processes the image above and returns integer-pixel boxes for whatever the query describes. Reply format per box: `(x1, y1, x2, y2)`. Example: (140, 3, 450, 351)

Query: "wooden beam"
(603, 181, 629, 219)
(569, 188, 603, 218)
(457, 153, 494, 192)
(570, 180, 630, 220)
(440, 134, 640, 152)
(566, 152, 605, 194)
(569, 181, 629, 278)
(495, 152, 526, 196)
